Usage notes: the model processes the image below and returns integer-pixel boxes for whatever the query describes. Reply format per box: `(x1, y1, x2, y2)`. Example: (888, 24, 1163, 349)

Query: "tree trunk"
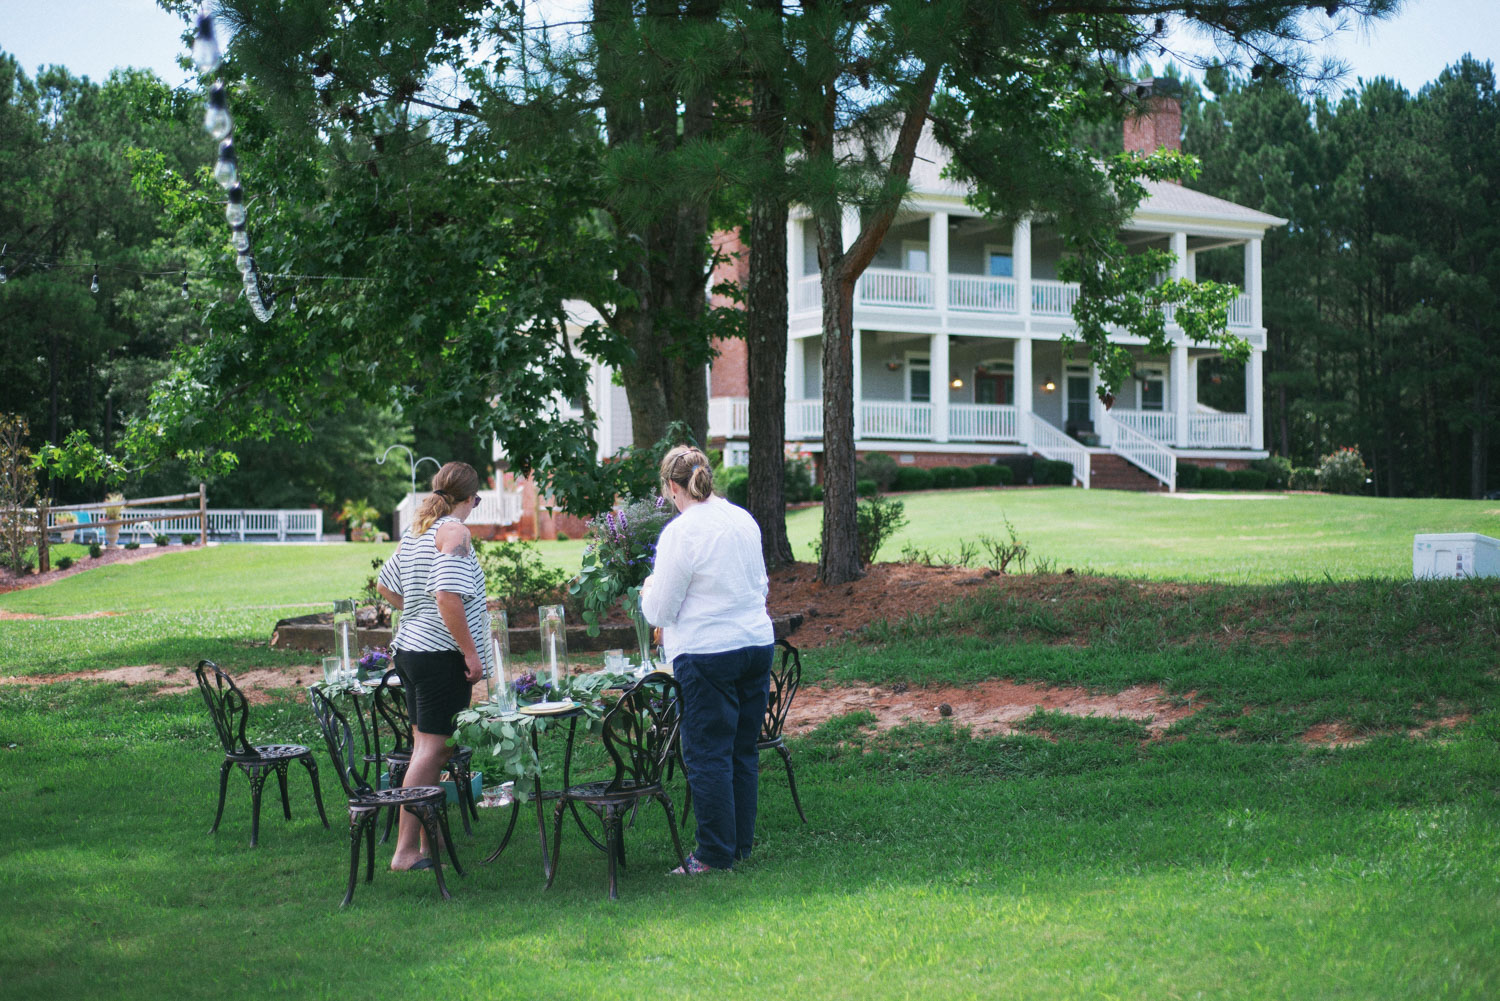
(817, 260, 861, 583)
(1472, 374, 1489, 499)
(744, 0, 793, 566)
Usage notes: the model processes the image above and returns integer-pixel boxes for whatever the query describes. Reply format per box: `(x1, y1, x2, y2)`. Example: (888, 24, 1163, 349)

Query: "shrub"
(124, 541, 141, 550)
(856, 478, 878, 498)
(807, 495, 909, 566)
(1231, 468, 1268, 490)
(180, 533, 197, 546)
(1034, 459, 1074, 485)
(971, 464, 1012, 486)
(153, 533, 170, 547)
(855, 452, 900, 492)
(555, 532, 570, 542)
(477, 540, 574, 620)
(1250, 455, 1293, 490)
(951, 466, 977, 488)
(1317, 447, 1369, 495)
(571, 494, 676, 634)
(717, 465, 750, 506)
(1175, 462, 1201, 489)
(810, 484, 824, 501)
(1289, 466, 1318, 491)
(784, 453, 815, 504)
(55, 556, 75, 570)
(89, 543, 103, 559)
(929, 466, 957, 489)
(1198, 466, 1232, 490)
(891, 466, 933, 492)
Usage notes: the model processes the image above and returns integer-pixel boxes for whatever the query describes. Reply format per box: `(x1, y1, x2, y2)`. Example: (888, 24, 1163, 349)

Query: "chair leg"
(343, 811, 370, 908)
(299, 754, 330, 828)
(658, 792, 688, 872)
(605, 809, 620, 900)
(451, 762, 473, 836)
(408, 805, 452, 900)
(365, 812, 377, 882)
(680, 782, 693, 830)
(544, 800, 568, 889)
(381, 762, 408, 844)
(210, 759, 232, 834)
(435, 803, 464, 877)
(247, 766, 268, 847)
(777, 743, 808, 824)
(276, 760, 292, 820)
(483, 798, 522, 865)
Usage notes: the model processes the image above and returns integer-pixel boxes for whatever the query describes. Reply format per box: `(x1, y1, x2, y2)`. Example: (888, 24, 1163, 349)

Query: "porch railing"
(1031, 279, 1080, 317)
(793, 274, 821, 313)
(1228, 293, 1253, 327)
(857, 268, 934, 308)
(1100, 413, 1176, 490)
(1111, 409, 1175, 444)
(1029, 413, 1090, 489)
(860, 400, 932, 439)
(949, 404, 1019, 442)
(786, 399, 823, 439)
(396, 489, 523, 536)
(948, 275, 1018, 313)
(708, 397, 750, 438)
(1186, 412, 1252, 448)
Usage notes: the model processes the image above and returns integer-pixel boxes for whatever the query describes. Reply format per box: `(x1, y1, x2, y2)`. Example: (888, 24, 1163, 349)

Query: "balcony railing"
(860, 400, 933, 439)
(787, 399, 823, 439)
(1031, 279, 1080, 317)
(949, 404, 1019, 442)
(708, 397, 750, 438)
(1228, 293, 1253, 327)
(1187, 412, 1252, 448)
(1111, 409, 1176, 443)
(949, 275, 1018, 313)
(857, 268, 934, 308)
(794, 274, 820, 313)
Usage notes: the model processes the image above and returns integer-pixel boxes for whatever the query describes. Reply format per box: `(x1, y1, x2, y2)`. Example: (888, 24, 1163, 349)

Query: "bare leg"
(391, 729, 453, 870)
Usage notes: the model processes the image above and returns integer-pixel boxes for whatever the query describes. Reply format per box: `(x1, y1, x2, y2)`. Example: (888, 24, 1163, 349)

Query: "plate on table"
(518, 700, 579, 716)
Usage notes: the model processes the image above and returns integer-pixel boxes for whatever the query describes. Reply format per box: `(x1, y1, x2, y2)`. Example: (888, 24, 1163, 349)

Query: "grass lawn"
(787, 488, 1500, 581)
(2, 496, 1498, 999)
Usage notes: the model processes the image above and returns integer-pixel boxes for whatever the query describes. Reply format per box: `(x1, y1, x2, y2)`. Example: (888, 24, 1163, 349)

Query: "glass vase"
(488, 608, 515, 712)
(332, 599, 357, 680)
(538, 604, 567, 692)
(628, 590, 653, 676)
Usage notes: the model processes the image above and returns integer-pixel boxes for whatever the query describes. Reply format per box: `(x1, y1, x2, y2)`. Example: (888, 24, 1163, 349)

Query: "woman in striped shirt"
(375, 461, 493, 872)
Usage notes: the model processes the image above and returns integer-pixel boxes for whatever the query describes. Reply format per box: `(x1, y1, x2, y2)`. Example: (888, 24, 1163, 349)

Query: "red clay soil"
(0, 544, 184, 595)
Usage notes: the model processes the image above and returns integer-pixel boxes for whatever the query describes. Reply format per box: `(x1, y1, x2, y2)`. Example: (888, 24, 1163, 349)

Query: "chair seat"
(565, 780, 664, 805)
(351, 785, 446, 808)
(229, 743, 312, 762)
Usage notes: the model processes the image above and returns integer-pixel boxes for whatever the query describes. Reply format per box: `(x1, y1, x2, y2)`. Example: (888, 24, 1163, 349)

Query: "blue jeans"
(674, 644, 773, 870)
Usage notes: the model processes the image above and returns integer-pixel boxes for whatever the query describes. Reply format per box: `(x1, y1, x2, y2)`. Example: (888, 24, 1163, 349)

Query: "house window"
(985, 247, 1014, 278)
(1065, 368, 1092, 427)
(974, 361, 1014, 405)
(1139, 370, 1165, 411)
(724, 443, 750, 467)
(907, 355, 931, 402)
(902, 241, 930, 272)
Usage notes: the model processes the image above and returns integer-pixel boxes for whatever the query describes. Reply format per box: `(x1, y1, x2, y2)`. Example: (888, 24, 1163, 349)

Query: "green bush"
(971, 464, 1012, 486)
(811, 484, 824, 501)
(891, 466, 933, 492)
(124, 541, 141, 551)
(180, 534, 196, 545)
(929, 466, 958, 489)
(1289, 466, 1318, 491)
(477, 540, 574, 619)
(1198, 466, 1233, 490)
(951, 466, 978, 488)
(88, 543, 102, 559)
(1176, 462, 1201, 489)
(1034, 459, 1074, 485)
(1250, 455, 1293, 490)
(1231, 468, 1268, 490)
(856, 478, 878, 498)
(807, 494, 909, 566)
(717, 465, 750, 506)
(785, 455, 815, 504)
(855, 452, 900, 492)
(1317, 447, 1369, 495)
(55, 555, 75, 570)
(153, 533, 170, 547)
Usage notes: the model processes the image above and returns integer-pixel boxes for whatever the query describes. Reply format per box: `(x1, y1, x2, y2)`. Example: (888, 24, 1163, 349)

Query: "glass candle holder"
(322, 656, 342, 686)
(538, 604, 568, 691)
(488, 608, 514, 711)
(332, 599, 357, 678)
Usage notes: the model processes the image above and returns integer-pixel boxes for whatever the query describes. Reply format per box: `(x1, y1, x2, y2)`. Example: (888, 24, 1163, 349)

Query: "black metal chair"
(546, 672, 688, 899)
(195, 660, 329, 846)
(371, 668, 480, 840)
(680, 639, 809, 828)
(307, 685, 463, 906)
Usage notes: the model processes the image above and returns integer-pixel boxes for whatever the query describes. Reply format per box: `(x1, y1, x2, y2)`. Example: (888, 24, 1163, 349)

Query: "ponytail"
(412, 461, 481, 535)
(659, 445, 714, 502)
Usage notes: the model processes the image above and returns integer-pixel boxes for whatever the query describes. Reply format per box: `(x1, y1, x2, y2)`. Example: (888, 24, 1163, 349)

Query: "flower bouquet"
(569, 494, 674, 647)
(356, 645, 391, 682)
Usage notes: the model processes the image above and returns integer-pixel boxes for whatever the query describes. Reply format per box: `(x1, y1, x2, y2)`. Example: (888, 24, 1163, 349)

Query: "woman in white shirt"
(641, 445, 774, 873)
(375, 461, 492, 871)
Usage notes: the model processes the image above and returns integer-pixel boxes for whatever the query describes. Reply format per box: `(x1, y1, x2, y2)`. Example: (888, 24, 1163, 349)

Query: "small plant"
(785, 450, 816, 503)
(337, 498, 386, 541)
(855, 452, 900, 492)
(570, 495, 675, 635)
(555, 531, 570, 542)
(55, 555, 75, 570)
(1288, 466, 1318, 490)
(153, 533, 171, 546)
(103, 492, 125, 547)
(88, 543, 103, 559)
(180, 533, 197, 546)
(476, 541, 572, 621)
(1317, 447, 1369, 495)
(124, 541, 140, 550)
(812, 495, 908, 566)
(357, 646, 391, 681)
(978, 517, 1031, 573)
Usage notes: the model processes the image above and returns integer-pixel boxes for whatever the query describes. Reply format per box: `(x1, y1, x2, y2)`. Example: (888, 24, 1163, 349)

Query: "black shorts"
(393, 648, 471, 737)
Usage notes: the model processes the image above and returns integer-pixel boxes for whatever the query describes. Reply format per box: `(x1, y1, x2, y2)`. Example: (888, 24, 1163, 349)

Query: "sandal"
(668, 853, 717, 875)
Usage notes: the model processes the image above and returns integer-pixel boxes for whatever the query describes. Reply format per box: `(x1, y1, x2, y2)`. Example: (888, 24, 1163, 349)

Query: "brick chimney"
(1123, 78, 1183, 180)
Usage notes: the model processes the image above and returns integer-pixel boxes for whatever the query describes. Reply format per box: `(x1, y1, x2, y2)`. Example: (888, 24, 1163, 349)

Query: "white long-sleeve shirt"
(640, 496, 773, 663)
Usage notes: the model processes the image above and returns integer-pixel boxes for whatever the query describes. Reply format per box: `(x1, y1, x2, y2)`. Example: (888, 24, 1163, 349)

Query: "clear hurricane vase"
(332, 599, 357, 680)
(538, 604, 568, 691)
(488, 608, 515, 711)
(628, 590, 653, 676)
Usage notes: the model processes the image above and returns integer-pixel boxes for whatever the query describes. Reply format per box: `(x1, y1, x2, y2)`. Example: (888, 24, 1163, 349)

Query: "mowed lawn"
(1, 492, 1498, 999)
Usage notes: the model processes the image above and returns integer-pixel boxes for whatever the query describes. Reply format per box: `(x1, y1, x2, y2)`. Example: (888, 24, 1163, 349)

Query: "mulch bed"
(0, 544, 190, 595)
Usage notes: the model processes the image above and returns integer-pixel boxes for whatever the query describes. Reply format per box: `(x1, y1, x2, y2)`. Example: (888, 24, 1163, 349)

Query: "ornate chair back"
(763, 640, 802, 744)
(308, 685, 374, 799)
(601, 672, 682, 794)
(371, 668, 413, 760)
(195, 659, 255, 757)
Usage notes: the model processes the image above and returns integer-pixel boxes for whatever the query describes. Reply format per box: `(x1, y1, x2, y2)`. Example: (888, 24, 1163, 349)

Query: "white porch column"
(852, 328, 863, 441)
(594, 361, 614, 461)
(1185, 249, 1197, 281)
(842, 205, 861, 252)
(787, 216, 803, 314)
(929, 210, 949, 313)
(1170, 231, 1189, 280)
(1014, 217, 1032, 319)
(786, 337, 804, 408)
(932, 332, 950, 442)
(1246, 237, 1263, 328)
(1247, 348, 1264, 450)
(1088, 364, 1101, 432)
(1171, 344, 1190, 447)
(1014, 336, 1034, 443)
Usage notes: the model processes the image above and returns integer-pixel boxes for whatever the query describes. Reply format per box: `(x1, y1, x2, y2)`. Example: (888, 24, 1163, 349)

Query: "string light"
(289, 293, 298, 313)
(192, 2, 221, 74)
(90, 267, 99, 294)
(230, 225, 250, 253)
(0, 244, 7, 285)
(225, 183, 245, 226)
(213, 139, 238, 189)
(181, 271, 190, 299)
(205, 82, 231, 140)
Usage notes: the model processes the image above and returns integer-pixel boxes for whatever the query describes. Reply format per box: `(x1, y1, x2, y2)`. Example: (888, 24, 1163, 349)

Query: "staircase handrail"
(1100, 413, 1176, 491)
(1027, 413, 1091, 489)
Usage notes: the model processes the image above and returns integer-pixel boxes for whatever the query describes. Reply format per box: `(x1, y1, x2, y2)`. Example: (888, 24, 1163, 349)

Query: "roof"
(1136, 179, 1287, 228)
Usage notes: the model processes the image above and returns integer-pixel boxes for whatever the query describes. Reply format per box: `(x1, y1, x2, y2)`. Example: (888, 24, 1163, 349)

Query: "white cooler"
(1412, 533, 1500, 579)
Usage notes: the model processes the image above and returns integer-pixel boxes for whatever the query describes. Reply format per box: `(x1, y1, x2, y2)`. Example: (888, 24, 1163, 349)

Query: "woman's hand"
(462, 648, 484, 684)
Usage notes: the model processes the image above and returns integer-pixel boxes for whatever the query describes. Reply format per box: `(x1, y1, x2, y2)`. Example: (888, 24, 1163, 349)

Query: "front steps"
(1087, 452, 1170, 491)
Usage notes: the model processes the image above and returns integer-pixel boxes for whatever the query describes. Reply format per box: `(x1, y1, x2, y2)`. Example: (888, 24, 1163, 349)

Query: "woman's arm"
(377, 584, 404, 611)
(435, 591, 483, 683)
(641, 525, 691, 627)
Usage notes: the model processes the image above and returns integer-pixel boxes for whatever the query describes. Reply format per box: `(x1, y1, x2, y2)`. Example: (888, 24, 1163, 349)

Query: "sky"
(0, 0, 1496, 96)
